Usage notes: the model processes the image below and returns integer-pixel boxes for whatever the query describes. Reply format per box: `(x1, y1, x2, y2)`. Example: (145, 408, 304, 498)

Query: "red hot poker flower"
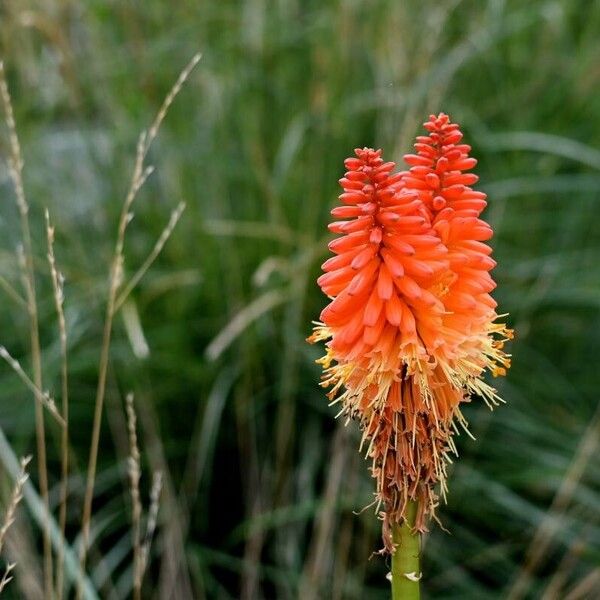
(309, 114, 512, 552)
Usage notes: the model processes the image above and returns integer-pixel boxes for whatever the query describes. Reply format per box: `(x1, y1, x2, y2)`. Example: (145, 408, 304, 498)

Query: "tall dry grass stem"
(0, 59, 53, 597)
(125, 393, 143, 600)
(76, 53, 201, 600)
(563, 569, 600, 600)
(0, 561, 16, 594)
(0, 428, 98, 599)
(0, 346, 64, 426)
(0, 455, 31, 595)
(0, 455, 31, 554)
(299, 425, 348, 600)
(46, 210, 70, 600)
(114, 201, 186, 312)
(0, 274, 26, 309)
(125, 392, 163, 600)
(132, 393, 189, 598)
(507, 402, 600, 600)
(140, 471, 163, 580)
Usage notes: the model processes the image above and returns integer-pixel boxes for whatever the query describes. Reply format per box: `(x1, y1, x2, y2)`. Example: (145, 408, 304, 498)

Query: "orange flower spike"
(309, 116, 512, 553)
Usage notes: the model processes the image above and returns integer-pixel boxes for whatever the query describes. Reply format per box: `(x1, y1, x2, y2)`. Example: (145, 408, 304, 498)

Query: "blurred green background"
(0, 0, 599, 598)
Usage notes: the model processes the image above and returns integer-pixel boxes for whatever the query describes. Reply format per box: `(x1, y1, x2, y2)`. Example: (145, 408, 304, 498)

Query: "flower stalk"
(391, 500, 421, 600)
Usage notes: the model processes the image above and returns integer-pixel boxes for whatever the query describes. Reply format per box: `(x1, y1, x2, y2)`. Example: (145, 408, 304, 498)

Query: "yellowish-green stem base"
(391, 501, 421, 600)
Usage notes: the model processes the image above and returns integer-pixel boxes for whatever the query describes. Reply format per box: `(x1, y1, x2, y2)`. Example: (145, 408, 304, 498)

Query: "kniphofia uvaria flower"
(308, 113, 512, 592)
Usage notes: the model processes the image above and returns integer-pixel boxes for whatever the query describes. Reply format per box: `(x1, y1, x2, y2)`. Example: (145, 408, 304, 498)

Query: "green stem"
(391, 500, 421, 600)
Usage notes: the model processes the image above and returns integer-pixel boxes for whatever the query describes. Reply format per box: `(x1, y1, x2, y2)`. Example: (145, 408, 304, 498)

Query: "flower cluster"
(308, 113, 512, 551)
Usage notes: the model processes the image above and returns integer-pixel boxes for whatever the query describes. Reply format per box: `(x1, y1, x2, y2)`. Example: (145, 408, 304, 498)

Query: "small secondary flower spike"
(309, 113, 512, 552)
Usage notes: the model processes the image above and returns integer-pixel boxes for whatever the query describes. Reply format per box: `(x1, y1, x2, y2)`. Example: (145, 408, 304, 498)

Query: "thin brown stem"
(0, 273, 27, 309)
(299, 425, 348, 600)
(0, 561, 16, 594)
(125, 393, 142, 600)
(0, 61, 53, 598)
(0, 455, 30, 596)
(507, 402, 600, 600)
(0, 455, 31, 555)
(76, 135, 145, 598)
(139, 471, 162, 584)
(0, 345, 64, 427)
(76, 53, 200, 600)
(46, 211, 70, 600)
(114, 201, 186, 313)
